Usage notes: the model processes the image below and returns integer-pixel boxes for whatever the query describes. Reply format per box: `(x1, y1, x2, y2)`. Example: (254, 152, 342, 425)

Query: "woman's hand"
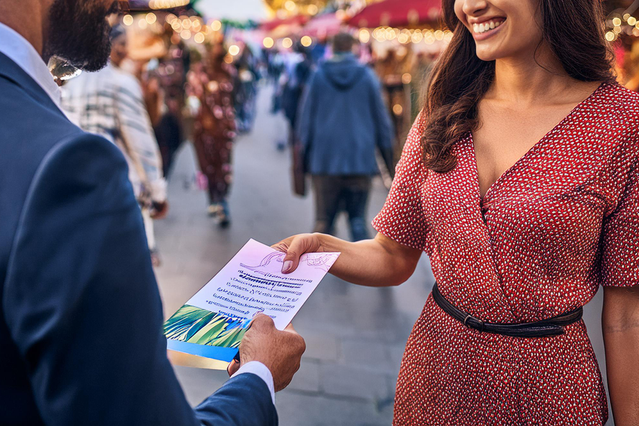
(272, 232, 422, 287)
(272, 233, 325, 274)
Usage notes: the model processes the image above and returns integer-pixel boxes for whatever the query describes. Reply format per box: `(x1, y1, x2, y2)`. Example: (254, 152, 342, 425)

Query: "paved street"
(155, 86, 612, 426)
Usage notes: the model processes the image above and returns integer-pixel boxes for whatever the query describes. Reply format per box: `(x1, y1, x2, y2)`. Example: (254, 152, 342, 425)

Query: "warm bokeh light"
(628, 16, 637, 26)
(284, 0, 296, 11)
(605, 31, 616, 41)
(612, 17, 622, 27)
(359, 29, 370, 44)
(282, 37, 293, 49)
(122, 14, 134, 26)
(211, 20, 222, 32)
(301, 36, 313, 47)
(402, 73, 412, 85)
(307, 5, 319, 15)
(146, 13, 157, 25)
(194, 32, 206, 44)
(263, 37, 275, 49)
(229, 45, 241, 56)
(180, 30, 192, 40)
(149, 0, 189, 9)
(393, 104, 403, 115)
(138, 19, 148, 29)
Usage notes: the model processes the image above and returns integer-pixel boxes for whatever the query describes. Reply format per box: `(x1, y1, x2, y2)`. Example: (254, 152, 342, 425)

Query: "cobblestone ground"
(154, 86, 612, 426)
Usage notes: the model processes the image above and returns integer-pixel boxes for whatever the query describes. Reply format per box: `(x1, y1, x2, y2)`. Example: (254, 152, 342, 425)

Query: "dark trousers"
(312, 175, 372, 241)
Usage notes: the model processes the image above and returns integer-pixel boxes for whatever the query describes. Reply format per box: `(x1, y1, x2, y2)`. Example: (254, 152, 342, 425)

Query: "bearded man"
(0, 1, 305, 425)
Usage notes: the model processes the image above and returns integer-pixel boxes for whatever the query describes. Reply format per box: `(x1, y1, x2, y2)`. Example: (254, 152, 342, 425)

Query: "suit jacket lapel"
(0, 52, 65, 117)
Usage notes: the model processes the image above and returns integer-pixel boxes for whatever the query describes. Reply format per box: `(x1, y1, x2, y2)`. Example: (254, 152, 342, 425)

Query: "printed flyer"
(164, 239, 340, 363)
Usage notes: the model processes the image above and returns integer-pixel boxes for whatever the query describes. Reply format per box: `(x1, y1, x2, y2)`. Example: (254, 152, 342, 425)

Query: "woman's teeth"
(472, 20, 504, 35)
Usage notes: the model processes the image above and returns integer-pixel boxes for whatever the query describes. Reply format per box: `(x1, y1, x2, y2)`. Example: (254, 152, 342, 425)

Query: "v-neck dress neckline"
(471, 81, 606, 206)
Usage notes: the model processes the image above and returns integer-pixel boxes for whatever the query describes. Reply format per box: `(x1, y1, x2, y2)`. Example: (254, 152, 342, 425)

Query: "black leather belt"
(432, 283, 583, 338)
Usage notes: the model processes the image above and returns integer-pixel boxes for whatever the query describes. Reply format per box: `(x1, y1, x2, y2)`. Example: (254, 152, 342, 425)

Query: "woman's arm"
(602, 286, 639, 425)
(273, 232, 422, 287)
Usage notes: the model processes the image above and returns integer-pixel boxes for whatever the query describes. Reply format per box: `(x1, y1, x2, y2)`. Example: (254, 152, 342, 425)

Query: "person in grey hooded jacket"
(297, 33, 394, 241)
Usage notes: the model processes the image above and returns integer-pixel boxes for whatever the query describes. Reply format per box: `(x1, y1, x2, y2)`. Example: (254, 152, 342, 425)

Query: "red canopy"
(260, 15, 309, 32)
(303, 13, 344, 38)
(347, 0, 442, 28)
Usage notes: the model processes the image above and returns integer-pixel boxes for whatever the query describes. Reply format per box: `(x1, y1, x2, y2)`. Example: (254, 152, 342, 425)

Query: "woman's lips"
(471, 18, 506, 41)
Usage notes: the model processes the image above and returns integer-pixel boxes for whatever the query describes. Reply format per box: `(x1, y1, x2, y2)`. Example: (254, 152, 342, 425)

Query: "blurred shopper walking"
(298, 33, 393, 241)
(187, 43, 236, 227)
(61, 25, 168, 266)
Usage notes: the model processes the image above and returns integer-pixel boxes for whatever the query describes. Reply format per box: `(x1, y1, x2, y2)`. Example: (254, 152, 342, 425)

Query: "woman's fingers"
(273, 234, 323, 274)
(281, 235, 312, 273)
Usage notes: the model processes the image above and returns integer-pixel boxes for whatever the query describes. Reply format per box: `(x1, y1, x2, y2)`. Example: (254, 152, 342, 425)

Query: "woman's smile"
(470, 17, 506, 41)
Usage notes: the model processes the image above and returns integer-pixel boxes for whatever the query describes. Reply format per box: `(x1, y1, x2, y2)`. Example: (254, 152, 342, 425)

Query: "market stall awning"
(347, 0, 442, 28)
(302, 12, 344, 37)
(260, 15, 309, 31)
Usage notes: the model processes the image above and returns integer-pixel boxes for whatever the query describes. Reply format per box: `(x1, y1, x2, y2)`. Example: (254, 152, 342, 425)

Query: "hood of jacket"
(320, 54, 367, 91)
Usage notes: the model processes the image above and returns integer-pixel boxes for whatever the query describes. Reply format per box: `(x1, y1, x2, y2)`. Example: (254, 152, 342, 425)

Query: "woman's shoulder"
(597, 82, 639, 123)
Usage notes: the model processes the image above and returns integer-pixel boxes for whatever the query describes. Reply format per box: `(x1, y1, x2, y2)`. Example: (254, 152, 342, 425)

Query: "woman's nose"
(461, 0, 489, 17)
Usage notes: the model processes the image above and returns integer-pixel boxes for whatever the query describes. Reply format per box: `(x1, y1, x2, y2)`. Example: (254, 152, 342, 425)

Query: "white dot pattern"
(372, 82, 639, 425)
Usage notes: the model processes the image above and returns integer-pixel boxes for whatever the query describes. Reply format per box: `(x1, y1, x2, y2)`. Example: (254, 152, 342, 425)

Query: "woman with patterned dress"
(187, 43, 236, 227)
(275, 0, 639, 424)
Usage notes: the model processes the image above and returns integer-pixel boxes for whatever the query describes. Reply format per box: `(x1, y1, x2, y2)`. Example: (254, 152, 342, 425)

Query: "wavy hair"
(421, 0, 614, 173)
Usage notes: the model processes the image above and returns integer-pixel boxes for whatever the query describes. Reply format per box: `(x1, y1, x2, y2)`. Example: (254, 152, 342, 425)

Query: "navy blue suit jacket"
(0, 52, 277, 425)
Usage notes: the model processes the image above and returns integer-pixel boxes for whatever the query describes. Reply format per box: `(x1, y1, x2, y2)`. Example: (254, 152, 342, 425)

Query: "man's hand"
(227, 314, 305, 392)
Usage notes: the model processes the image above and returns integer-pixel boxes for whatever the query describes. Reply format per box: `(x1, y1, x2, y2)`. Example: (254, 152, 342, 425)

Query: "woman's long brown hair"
(422, 0, 614, 173)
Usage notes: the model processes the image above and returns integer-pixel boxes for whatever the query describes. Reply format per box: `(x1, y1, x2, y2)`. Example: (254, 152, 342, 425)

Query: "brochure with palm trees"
(164, 239, 340, 363)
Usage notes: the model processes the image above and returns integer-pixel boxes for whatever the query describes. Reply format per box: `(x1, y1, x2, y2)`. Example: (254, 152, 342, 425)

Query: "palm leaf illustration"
(164, 305, 248, 348)
(187, 318, 230, 344)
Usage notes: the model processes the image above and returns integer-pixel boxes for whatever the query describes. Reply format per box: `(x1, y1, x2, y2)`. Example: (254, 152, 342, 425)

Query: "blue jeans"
(311, 175, 372, 242)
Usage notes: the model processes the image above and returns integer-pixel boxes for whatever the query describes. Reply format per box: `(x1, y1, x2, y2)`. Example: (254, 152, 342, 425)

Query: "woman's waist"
(430, 279, 598, 324)
(422, 294, 593, 347)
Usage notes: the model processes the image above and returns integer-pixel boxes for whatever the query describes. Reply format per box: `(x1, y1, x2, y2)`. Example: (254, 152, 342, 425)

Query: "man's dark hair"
(45, 0, 120, 71)
(332, 33, 354, 54)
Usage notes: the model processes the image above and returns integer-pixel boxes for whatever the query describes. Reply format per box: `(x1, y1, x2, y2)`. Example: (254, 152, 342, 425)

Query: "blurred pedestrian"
(155, 40, 190, 178)
(234, 45, 258, 133)
(187, 42, 236, 227)
(61, 24, 168, 266)
(297, 32, 393, 241)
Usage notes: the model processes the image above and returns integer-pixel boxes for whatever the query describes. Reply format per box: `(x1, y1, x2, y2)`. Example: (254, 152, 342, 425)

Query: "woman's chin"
(474, 46, 506, 62)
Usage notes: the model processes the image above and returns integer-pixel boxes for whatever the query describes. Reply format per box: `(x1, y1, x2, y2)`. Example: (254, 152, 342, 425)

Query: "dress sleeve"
(372, 113, 429, 251)
(599, 137, 639, 287)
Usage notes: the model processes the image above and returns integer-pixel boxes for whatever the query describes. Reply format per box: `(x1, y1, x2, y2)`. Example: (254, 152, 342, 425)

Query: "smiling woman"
(275, 0, 639, 425)
(421, 0, 613, 173)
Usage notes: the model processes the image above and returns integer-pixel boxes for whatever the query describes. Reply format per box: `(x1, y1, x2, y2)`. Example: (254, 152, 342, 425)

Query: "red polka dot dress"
(372, 82, 639, 425)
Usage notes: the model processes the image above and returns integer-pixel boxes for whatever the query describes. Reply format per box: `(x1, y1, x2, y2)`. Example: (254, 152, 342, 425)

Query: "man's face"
(45, 0, 120, 71)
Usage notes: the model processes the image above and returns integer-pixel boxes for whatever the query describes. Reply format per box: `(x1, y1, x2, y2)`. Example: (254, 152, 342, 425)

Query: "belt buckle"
(463, 314, 485, 332)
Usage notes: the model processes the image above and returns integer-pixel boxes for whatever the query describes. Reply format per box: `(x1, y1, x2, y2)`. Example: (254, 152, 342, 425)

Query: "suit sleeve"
(3, 134, 276, 426)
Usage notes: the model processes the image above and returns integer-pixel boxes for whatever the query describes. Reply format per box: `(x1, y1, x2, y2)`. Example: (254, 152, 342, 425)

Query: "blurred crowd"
(56, 13, 444, 266)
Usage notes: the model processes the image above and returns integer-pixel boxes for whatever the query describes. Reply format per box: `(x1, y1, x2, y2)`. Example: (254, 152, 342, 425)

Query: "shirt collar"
(0, 22, 61, 107)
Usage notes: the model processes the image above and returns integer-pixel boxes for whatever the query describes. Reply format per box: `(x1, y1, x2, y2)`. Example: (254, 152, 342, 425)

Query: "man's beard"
(45, 0, 120, 72)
